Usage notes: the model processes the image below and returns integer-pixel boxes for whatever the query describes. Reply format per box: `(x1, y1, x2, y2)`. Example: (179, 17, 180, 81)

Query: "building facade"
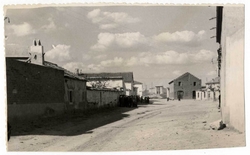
(216, 6, 245, 132)
(134, 81, 143, 97)
(79, 72, 134, 96)
(168, 72, 202, 100)
(6, 40, 87, 123)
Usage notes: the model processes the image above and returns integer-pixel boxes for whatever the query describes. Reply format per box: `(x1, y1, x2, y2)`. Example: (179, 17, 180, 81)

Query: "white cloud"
(79, 49, 216, 71)
(87, 9, 140, 29)
(91, 32, 148, 51)
(100, 57, 124, 67)
(207, 70, 217, 76)
(41, 18, 56, 31)
(173, 70, 181, 76)
(63, 62, 86, 73)
(45, 44, 71, 62)
(99, 23, 118, 29)
(154, 30, 206, 44)
(103, 49, 215, 67)
(82, 53, 92, 60)
(8, 22, 36, 36)
(87, 64, 102, 71)
(95, 54, 107, 60)
(87, 9, 101, 21)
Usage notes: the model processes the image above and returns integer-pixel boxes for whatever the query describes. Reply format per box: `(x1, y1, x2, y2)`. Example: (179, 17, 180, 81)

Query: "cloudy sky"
(4, 5, 220, 88)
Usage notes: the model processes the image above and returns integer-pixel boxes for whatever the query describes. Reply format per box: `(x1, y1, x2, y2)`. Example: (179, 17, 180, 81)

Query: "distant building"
(196, 86, 207, 100)
(149, 87, 155, 95)
(79, 72, 134, 96)
(84, 76, 124, 91)
(134, 81, 143, 97)
(155, 86, 164, 94)
(168, 72, 202, 100)
(196, 77, 220, 101)
(205, 77, 220, 101)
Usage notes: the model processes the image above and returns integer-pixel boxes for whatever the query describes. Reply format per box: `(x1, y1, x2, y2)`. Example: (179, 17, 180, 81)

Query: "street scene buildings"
(3, 4, 245, 153)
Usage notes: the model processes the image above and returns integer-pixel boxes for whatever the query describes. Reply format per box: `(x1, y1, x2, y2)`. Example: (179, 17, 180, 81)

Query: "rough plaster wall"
(134, 84, 143, 97)
(8, 103, 64, 123)
(173, 75, 201, 99)
(169, 83, 174, 99)
(221, 6, 245, 132)
(64, 78, 87, 110)
(226, 29, 244, 132)
(87, 90, 120, 108)
(6, 59, 65, 104)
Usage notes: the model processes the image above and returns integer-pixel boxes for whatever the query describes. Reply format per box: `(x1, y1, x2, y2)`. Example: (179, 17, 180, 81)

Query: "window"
(193, 82, 196, 86)
(178, 82, 182, 86)
(69, 90, 73, 103)
(198, 93, 199, 98)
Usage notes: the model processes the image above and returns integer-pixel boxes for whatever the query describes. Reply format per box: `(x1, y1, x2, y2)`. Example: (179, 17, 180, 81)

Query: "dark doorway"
(177, 91, 184, 99)
(192, 91, 196, 99)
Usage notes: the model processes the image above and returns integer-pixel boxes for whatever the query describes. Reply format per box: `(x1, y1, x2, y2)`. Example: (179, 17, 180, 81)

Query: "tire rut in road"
(70, 110, 163, 151)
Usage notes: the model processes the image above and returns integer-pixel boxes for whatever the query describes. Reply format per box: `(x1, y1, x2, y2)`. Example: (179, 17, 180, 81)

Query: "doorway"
(177, 91, 184, 99)
(192, 91, 196, 99)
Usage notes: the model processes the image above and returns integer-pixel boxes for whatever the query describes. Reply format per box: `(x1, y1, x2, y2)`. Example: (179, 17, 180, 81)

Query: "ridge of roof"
(79, 72, 134, 82)
(44, 61, 85, 81)
(134, 81, 143, 84)
(168, 72, 200, 84)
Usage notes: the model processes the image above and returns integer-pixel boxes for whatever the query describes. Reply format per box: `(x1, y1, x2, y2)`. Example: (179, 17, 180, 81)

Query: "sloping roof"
(6, 57, 29, 60)
(44, 61, 85, 81)
(86, 76, 123, 80)
(168, 72, 200, 84)
(134, 81, 142, 85)
(206, 77, 220, 84)
(79, 72, 133, 82)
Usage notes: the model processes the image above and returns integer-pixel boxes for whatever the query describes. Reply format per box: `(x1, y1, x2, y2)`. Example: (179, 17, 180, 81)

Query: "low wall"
(87, 90, 121, 109)
(8, 103, 65, 123)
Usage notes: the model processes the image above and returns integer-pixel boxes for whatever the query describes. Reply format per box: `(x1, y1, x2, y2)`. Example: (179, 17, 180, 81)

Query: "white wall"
(125, 82, 133, 95)
(220, 6, 244, 132)
(87, 90, 121, 108)
(87, 79, 123, 90)
(134, 84, 143, 97)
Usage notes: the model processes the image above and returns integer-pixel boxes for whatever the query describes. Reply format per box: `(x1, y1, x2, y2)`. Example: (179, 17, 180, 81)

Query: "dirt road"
(7, 99, 245, 151)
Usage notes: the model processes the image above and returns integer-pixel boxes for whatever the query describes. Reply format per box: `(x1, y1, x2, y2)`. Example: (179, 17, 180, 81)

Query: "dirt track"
(7, 99, 245, 151)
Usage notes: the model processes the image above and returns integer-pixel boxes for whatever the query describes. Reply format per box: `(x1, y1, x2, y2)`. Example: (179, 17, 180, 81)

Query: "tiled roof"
(86, 76, 123, 80)
(169, 72, 200, 84)
(44, 61, 85, 81)
(134, 81, 143, 85)
(79, 72, 133, 82)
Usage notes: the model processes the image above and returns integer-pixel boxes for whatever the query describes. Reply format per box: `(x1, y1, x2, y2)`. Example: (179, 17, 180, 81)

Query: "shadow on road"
(9, 106, 137, 137)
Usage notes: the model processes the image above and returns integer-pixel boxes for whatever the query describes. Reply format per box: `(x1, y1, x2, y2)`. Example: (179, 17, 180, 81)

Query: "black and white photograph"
(1, 1, 247, 154)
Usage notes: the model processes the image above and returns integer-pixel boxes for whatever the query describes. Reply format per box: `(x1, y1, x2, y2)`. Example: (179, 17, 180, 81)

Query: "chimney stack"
(29, 39, 44, 65)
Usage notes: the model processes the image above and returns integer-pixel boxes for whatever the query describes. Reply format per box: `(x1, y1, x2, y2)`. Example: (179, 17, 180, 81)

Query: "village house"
(196, 77, 220, 101)
(6, 40, 87, 123)
(155, 86, 167, 95)
(168, 72, 202, 100)
(216, 6, 244, 132)
(205, 77, 220, 101)
(79, 72, 135, 96)
(84, 76, 124, 91)
(133, 81, 143, 97)
(195, 86, 207, 100)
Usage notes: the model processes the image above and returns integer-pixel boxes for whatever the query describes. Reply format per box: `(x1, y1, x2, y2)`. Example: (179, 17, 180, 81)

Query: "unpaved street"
(7, 99, 245, 151)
